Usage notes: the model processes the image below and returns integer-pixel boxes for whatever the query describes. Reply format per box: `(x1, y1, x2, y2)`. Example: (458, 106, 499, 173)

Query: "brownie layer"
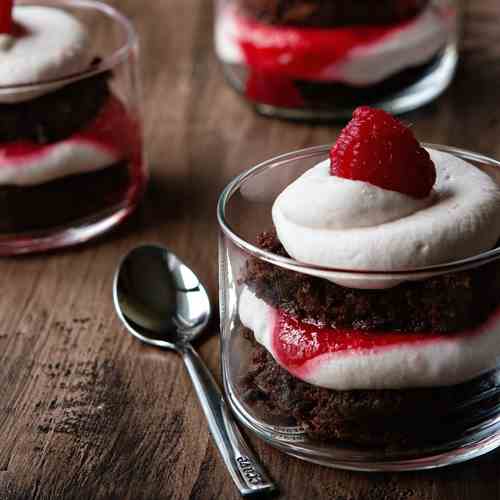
(244, 231, 500, 333)
(0, 162, 135, 233)
(240, 331, 500, 447)
(294, 54, 441, 108)
(238, 0, 430, 27)
(0, 62, 111, 145)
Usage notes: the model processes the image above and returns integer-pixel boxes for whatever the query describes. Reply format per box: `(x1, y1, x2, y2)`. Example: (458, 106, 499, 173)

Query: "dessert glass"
(214, 0, 460, 120)
(0, 0, 147, 255)
(218, 145, 500, 471)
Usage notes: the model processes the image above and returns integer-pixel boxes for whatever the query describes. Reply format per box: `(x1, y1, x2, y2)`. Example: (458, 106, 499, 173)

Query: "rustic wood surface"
(1, 0, 500, 499)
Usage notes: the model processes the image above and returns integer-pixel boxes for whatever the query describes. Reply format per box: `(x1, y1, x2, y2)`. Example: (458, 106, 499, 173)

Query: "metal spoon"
(113, 244, 275, 497)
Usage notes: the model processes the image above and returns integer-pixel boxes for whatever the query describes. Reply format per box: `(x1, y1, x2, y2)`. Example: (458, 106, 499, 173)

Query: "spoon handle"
(182, 344, 276, 497)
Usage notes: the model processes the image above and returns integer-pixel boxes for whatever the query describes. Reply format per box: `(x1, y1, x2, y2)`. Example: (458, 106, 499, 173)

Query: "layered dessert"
(237, 107, 500, 447)
(0, 3, 144, 233)
(216, 0, 456, 111)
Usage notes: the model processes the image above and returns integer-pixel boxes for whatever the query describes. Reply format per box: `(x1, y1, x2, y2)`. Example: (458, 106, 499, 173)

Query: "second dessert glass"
(0, 0, 147, 255)
(215, 0, 460, 120)
(218, 145, 500, 471)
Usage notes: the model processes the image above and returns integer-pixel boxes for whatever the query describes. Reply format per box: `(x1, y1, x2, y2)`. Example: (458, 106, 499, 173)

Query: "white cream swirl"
(277, 162, 433, 230)
(0, 6, 92, 103)
(273, 149, 500, 272)
(0, 140, 120, 187)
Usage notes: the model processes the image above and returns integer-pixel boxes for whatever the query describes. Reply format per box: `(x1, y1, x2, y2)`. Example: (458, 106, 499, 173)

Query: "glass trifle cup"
(218, 145, 500, 471)
(214, 0, 460, 120)
(0, 0, 147, 255)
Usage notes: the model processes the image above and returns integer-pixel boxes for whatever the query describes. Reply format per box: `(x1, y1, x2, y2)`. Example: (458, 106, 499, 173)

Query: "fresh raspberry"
(0, 0, 14, 34)
(330, 107, 436, 199)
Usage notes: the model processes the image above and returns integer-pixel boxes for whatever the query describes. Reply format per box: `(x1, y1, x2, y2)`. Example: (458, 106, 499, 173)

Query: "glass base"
(223, 46, 458, 122)
(0, 201, 140, 256)
(224, 368, 500, 472)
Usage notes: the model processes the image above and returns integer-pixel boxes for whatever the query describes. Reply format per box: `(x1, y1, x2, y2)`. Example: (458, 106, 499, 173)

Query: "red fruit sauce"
(230, 8, 416, 107)
(270, 307, 497, 377)
(0, 0, 14, 34)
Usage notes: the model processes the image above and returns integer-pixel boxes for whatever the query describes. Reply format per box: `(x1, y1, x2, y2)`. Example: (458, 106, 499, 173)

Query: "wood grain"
(1, 0, 500, 499)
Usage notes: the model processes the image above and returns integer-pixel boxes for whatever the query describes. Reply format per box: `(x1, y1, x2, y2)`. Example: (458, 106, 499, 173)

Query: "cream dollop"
(273, 149, 500, 271)
(0, 6, 92, 103)
(0, 140, 120, 186)
(277, 161, 433, 229)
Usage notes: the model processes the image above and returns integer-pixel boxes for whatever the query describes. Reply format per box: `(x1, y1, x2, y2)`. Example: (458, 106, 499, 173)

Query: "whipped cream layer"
(327, 8, 450, 86)
(216, 5, 451, 86)
(0, 6, 91, 103)
(0, 96, 134, 186)
(273, 150, 500, 272)
(240, 287, 500, 390)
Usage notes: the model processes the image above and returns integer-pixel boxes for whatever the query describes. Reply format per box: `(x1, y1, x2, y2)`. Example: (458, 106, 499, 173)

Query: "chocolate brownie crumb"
(244, 230, 500, 333)
(238, 0, 430, 27)
(0, 61, 111, 145)
(240, 332, 500, 447)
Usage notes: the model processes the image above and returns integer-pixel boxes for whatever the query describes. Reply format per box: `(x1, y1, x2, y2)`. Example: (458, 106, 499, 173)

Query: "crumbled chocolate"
(244, 230, 500, 333)
(241, 334, 500, 447)
(0, 65, 111, 145)
(238, 0, 430, 27)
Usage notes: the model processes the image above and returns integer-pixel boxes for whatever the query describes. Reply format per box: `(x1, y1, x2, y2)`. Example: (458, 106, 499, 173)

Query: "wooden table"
(2, 1, 500, 499)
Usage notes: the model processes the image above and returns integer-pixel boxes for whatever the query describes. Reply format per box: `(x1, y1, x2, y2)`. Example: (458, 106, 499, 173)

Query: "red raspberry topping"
(330, 107, 436, 199)
(0, 0, 14, 34)
(246, 71, 304, 108)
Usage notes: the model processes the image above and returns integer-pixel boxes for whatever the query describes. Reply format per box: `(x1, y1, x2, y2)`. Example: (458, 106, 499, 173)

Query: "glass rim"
(0, 0, 138, 93)
(217, 143, 500, 279)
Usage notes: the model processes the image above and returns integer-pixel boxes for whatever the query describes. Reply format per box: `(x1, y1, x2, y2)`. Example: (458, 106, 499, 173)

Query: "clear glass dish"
(214, 0, 460, 120)
(0, 0, 147, 255)
(218, 144, 500, 471)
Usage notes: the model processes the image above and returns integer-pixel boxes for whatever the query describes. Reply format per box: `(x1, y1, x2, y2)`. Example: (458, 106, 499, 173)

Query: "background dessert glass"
(214, 0, 460, 120)
(218, 145, 500, 471)
(0, 0, 147, 255)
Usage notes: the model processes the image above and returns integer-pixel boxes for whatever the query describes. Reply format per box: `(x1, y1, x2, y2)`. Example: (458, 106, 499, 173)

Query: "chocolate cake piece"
(0, 162, 133, 233)
(243, 231, 500, 333)
(238, 0, 430, 27)
(240, 333, 500, 447)
(0, 64, 111, 145)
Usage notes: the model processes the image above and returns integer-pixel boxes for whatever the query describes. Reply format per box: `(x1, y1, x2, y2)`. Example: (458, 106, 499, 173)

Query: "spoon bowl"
(114, 245, 210, 349)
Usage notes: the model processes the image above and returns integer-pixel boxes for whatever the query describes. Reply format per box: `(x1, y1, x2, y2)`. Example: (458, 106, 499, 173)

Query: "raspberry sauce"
(270, 307, 496, 377)
(0, 0, 14, 34)
(231, 9, 416, 107)
(237, 16, 413, 80)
